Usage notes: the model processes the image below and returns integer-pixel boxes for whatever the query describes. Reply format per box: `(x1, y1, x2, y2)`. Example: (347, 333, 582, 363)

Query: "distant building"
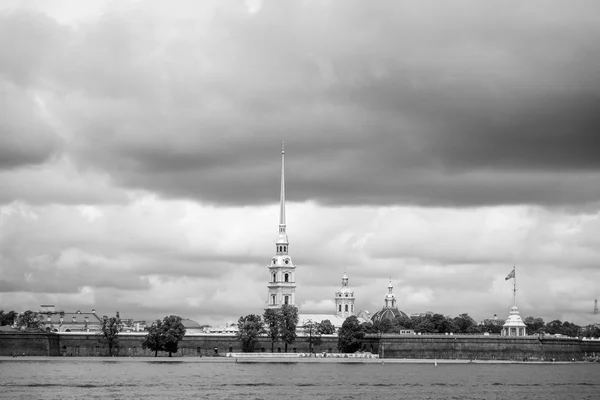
(501, 306, 527, 336)
(38, 306, 103, 333)
(370, 280, 408, 323)
(335, 273, 355, 318)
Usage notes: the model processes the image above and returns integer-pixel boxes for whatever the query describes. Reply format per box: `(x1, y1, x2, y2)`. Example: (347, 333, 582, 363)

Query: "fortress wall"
(377, 335, 587, 361)
(0, 332, 60, 356)
(2, 332, 597, 360)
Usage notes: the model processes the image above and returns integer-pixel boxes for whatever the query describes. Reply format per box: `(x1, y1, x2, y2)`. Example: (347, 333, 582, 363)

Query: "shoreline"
(0, 356, 588, 364)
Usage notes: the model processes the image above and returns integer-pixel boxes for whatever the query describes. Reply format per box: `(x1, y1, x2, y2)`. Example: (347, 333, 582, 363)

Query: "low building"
(501, 306, 527, 336)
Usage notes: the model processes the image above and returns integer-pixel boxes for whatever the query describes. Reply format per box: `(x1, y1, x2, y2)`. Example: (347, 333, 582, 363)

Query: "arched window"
(272, 295, 276, 305)
(273, 273, 276, 282)
(284, 273, 289, 282)
(284, 295, 289, 305)
(345, 305, 348, 312)
(338, 305, 342, 312)
(351, 305, 354, 312)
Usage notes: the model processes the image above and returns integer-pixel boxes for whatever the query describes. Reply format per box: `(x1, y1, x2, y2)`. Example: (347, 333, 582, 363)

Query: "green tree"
(0, 310, 17, 326)
(97, 316, 120, 356)
(524, 316, 545, 334)
(280, 305, 298, 352)
(392, 315, 414, 330)
(160, 315, 186, 357)
(17, 310, 43, 331)
(453, 313, 477, 333)
(263, 308, 281, 352)
(236, 314, 264, 352)
(317, 319, 335, 335)
(582, 324, 600, 338)
(337, 316, 365, 353)
(303, 320, 322, 353)
(142, 319, 163, 357)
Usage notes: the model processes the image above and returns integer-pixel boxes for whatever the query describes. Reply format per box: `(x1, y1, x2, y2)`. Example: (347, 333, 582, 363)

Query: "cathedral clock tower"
(266, 144, 297, 308)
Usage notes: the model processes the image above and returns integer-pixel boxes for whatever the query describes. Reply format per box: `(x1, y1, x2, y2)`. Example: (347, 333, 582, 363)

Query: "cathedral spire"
(279, 142, 286, 229)
(267, 144, 296, 309)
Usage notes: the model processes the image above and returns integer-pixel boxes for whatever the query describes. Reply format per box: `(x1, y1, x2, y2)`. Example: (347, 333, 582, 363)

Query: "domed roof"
(371, 307, 408, 323)
(181, 318, 202, 329)
(502, 306, 526, 328)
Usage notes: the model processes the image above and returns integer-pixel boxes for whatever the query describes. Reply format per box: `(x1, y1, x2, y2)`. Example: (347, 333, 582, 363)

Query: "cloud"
(1, 1, 599, 208)
(0, 1, 599, 326)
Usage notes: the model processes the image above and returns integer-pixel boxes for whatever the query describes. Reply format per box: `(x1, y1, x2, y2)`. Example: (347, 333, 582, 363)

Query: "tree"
(160, 315, 186, 357)
(142, 319, 163, 357)
(97, 316, 120, 356)
(338, 316, 365, 353)
(17, 310, 43, 331)
(0, 310, 17, 326)
(236, 314, 264, 352)
(303, 320, 322, 353)
(453, 313, 478, 333)
(582, 324, 600, 338)
(317, 319, 335, 335)
(524, 316, 545, 334)
(263, 308, 281, 352)
(280, 305, 298, 352)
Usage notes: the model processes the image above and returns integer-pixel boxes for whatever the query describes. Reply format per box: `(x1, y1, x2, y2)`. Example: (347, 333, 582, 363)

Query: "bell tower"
(335, 273, 355, 318)
(267, 143, 297, 308)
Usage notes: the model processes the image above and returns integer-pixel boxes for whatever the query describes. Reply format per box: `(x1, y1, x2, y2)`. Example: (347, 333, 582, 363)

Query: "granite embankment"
(1, 332, 599, 361)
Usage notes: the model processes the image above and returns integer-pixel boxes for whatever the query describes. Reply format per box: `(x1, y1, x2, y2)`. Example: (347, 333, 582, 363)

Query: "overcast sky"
(1, 0, 599, 326)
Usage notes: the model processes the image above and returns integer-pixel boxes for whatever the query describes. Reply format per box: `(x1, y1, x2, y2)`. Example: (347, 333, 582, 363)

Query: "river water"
(0, 358, 598, 399)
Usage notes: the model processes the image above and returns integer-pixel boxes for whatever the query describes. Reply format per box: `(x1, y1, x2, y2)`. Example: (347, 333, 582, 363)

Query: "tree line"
(236, 305, 337, 353)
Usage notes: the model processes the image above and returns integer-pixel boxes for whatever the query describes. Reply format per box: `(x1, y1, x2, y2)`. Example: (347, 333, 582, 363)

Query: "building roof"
(41, 312, 103, 326)
(502, 306, 526, 328)
(371, 307, 408, 323)
(181, 318, 202, 329)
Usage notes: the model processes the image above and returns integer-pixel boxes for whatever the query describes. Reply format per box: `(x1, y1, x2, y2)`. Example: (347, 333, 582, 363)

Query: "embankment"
(1, 331, 599, 361)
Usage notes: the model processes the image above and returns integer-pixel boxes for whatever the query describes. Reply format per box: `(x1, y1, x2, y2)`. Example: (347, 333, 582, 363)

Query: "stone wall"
(0, 332, 60, 356)
(2, 332, 599, 360)
(375, 334, 599, 361)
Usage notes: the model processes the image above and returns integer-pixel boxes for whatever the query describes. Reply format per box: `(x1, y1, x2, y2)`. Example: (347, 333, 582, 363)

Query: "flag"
(505, 268, 515, 280)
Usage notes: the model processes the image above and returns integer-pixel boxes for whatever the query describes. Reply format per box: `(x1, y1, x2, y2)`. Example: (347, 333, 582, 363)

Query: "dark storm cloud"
(2, 1, 600, 207)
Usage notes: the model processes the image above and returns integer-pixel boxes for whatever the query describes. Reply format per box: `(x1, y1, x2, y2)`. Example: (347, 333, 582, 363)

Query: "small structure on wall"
(501, 305, 527, 336)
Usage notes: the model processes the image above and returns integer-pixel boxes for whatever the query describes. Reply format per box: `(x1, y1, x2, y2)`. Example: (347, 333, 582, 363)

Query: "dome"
(181, 318, 202, 329)
(502, 306, 526, 328)
(371, 307, 408, 323)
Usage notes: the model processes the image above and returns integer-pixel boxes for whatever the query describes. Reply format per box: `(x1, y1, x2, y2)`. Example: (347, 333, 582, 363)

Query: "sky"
(1, 0, 600, 326)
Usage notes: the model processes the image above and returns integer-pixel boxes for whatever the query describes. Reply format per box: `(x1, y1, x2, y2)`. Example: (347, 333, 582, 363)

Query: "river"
(0, 358, 598, 399)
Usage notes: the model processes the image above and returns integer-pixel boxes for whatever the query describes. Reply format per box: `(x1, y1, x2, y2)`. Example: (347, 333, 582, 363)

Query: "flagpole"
(513, 265, 517, 306)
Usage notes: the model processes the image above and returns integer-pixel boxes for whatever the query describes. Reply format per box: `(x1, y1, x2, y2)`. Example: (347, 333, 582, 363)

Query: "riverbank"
(0, 356, 588, 364)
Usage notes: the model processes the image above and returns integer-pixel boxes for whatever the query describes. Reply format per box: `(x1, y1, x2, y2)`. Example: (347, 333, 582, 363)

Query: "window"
(273, 273, 276, 282)
(284, 295, 289, 305)
(345, 293, 348, 297)
(338, 305, 342, 312)
(345, 305, 348, 312)
(272, 295, 276, 305)
(284, 273, 289, 282)
(351, 305, 354, 312)
(277, 347, 281, 353)
(229, 347, 233, 353)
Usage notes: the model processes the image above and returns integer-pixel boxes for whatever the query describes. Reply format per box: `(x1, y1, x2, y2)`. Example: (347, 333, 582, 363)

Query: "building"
(335, 273, 355, 319)
(266, 144, 297, 308)
(501, 306, 527, 336)
(370, 280, 408, 323)
(38, 305, 103, 333)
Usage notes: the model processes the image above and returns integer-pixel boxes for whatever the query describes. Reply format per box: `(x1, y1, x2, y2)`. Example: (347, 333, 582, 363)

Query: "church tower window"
(284, 273, 289, 282)
(273, 273, 276, 282)
(284, 296, 289, 305)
